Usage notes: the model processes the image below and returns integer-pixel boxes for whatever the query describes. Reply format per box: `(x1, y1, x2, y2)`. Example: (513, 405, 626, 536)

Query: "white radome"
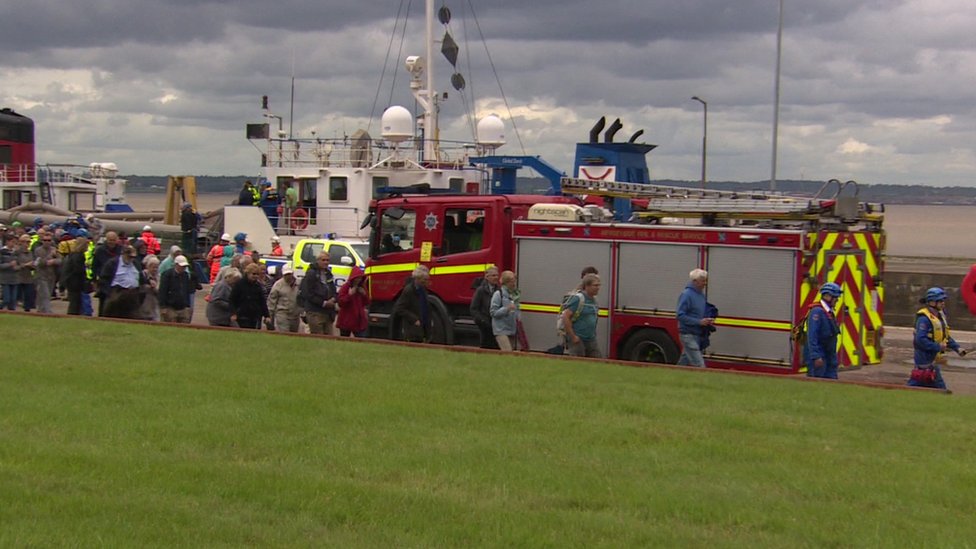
(476, 115, 506, 147)
(381, 106, 414, 143)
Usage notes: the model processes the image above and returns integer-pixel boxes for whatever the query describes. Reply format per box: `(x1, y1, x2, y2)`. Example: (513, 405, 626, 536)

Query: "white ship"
(224, 0, 509, 255)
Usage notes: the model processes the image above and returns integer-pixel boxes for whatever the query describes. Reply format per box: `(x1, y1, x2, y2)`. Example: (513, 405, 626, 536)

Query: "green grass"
(2, 315, 976, 548)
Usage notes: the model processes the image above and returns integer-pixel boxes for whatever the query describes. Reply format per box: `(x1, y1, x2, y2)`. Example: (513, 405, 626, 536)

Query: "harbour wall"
(885, 262, 975, 331)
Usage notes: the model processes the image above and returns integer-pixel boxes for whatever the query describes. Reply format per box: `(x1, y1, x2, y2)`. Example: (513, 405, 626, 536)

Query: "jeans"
(18, 283, 35, 311)
(565, 337, 601, 358)
(677, 332, 706, 367)
(2, 284, 18, 311)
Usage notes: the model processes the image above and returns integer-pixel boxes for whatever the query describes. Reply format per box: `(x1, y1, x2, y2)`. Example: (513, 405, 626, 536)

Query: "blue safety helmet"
(923, 287, 947, 303)
(75, 228, 90, 238)
(819, 282, 843, 297)
(33, 216, 44, 226)
(234, 232, 247, 242)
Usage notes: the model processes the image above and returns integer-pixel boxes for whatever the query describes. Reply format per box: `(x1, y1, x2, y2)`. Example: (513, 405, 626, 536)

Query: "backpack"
(556, 291, 585, 338)
(792, 304, 824, 348)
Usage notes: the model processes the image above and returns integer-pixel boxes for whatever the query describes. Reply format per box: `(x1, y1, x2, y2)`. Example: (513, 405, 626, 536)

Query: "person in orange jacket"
(140, 225, 161, 256)
(206, 233, 231, 283)
(270, 236, 284, 257)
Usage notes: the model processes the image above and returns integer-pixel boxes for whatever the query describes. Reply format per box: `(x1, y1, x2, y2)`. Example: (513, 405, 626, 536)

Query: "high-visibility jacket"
(914, 306, 960, 366)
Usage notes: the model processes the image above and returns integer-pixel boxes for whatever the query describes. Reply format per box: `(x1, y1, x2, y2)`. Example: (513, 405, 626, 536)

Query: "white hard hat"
(220, 233, 231, 241)
(271, 236, 280, 242)
(142, 225, 152, 231)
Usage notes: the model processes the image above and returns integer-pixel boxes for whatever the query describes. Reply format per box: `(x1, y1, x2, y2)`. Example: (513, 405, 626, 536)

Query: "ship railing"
(270, 204, 367, 239)
(0, 163, 37, 183)
(263, 137, 476, 170)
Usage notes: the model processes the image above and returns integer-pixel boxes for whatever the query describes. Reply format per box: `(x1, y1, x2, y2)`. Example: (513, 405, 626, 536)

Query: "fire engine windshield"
(378, 209, 415, 254)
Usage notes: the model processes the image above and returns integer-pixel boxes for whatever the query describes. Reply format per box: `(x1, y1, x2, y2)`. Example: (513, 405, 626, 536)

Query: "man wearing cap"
(909, 287, 968, 390)
(100, 245, 146, 319)
(158, 255, 193, 323)
(139, 225, 161, 256)
(804, 282, 843, 379)
(180, 202, 199, 256)
(267, 263, 301, 332)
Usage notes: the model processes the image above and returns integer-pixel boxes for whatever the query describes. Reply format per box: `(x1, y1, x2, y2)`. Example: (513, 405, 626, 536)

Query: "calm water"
(126, 194, 975, 259)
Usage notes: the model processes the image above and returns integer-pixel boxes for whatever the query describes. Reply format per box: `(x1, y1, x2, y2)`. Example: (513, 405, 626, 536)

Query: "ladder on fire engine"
(560, 177, 884, 228)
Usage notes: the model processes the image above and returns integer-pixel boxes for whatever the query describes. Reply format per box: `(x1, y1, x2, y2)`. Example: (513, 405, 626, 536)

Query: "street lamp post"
(691, 96, 708, 189)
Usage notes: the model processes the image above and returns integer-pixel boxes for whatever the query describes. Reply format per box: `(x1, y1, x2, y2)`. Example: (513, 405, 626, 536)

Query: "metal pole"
(692, 96, 707, 189)
(770, 0, 784, 191)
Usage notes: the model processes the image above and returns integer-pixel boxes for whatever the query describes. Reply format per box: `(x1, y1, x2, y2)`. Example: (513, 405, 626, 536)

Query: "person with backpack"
(908, 287, 968, 390)
(676, 268, 713, 368)
(490, 270, 521, 351)
(470, 266, 501, 349)
(803, 282, 843, 379)
(561, 273, 602, 358)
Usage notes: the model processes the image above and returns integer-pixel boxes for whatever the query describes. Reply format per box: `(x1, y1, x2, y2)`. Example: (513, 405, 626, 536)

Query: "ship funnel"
(604, 118, 622, 143)
(589, 117, 606, 143)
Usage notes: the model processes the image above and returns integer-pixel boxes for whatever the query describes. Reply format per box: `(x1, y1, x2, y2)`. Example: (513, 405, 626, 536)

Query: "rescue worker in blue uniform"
(260, 182, 281, 229)
(804, 282, 842, 379)
(909, 287, 967, 390)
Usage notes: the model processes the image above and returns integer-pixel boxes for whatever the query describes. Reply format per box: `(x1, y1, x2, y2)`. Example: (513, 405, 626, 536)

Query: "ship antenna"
(289, 50, 296, 140)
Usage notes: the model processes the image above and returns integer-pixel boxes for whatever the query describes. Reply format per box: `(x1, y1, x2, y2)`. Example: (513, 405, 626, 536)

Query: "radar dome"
(381, 106, 413, 143)
(477, 115, 506, 147)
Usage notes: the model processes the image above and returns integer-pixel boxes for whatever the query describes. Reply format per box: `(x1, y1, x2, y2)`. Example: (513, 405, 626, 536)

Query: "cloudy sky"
(2, 0, 974, 187)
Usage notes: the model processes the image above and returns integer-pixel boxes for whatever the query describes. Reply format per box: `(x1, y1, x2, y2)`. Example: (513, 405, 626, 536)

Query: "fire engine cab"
(364, 177, 885, 375)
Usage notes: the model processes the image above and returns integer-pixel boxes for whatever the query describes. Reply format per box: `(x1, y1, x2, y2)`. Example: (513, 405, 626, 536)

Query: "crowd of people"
(2, 211, 971, 390)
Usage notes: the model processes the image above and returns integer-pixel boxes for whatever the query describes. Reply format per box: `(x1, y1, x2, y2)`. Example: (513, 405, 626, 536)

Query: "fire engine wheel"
(388, 295, 455, 345)
(620, 328, 679, 364)
(427, 295, 455, 345)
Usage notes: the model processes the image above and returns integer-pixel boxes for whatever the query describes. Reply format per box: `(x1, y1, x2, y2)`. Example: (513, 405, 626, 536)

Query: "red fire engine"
(364, 178, 885, 374)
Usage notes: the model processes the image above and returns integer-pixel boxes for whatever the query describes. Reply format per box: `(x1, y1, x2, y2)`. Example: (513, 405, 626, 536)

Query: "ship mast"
(423, 0, 438, 163)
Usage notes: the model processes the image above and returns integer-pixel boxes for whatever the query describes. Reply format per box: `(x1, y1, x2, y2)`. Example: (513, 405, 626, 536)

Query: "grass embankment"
(2, 315, 975, 547)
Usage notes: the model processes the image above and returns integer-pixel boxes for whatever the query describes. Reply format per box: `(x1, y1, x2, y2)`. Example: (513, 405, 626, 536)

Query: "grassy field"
(2, 315, 976, 547)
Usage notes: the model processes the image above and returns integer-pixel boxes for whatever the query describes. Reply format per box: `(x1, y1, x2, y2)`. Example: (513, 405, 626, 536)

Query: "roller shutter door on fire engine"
(617, 243, 699, 312)
(516, 238, 611, 356)
(706, 247, 797, 367)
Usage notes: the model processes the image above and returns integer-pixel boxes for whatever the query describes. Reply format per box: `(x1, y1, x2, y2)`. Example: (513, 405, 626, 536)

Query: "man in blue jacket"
(909, 287, 968, 390)
(676, 268, 713, 367)
(804, 282, 843, 379)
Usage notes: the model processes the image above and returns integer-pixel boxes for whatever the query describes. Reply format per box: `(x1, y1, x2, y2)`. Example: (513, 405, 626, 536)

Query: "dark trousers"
(103, 287, 142, 319)
(67, 290, 83, 315)
(237, 316, 261, 329)
(478, 322, 499, 349)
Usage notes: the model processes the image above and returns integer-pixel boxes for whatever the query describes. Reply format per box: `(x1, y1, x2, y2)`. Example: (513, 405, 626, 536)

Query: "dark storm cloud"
(2, 0, 974, 185)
